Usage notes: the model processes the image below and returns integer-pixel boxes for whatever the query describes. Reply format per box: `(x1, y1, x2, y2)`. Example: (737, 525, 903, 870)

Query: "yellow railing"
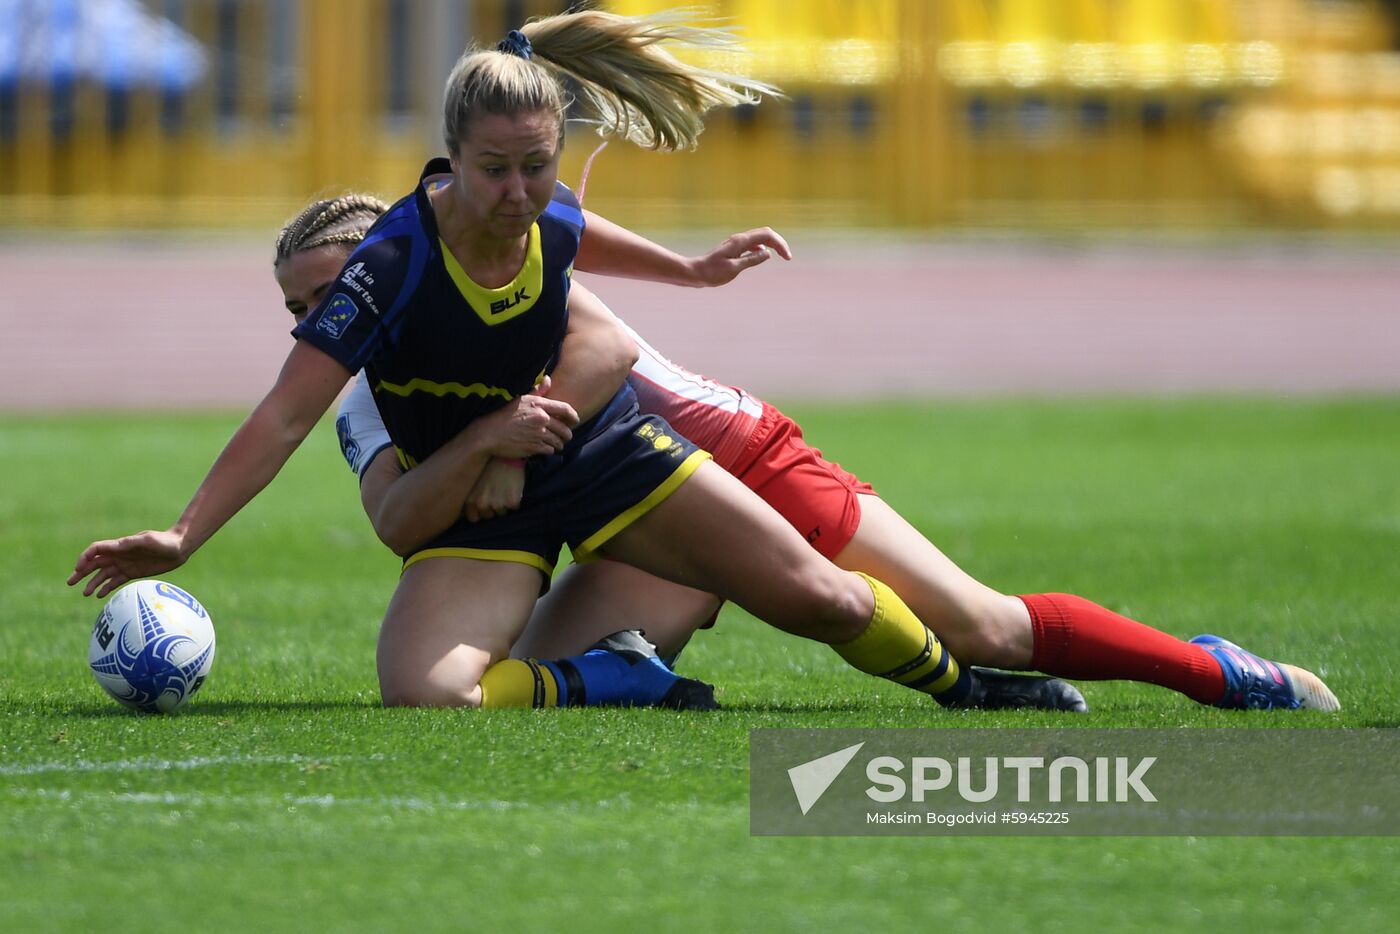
(0, 0, 1397, 231)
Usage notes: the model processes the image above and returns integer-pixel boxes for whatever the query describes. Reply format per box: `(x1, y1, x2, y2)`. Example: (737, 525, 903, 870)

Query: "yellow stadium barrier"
(0, 0, 1395, 231)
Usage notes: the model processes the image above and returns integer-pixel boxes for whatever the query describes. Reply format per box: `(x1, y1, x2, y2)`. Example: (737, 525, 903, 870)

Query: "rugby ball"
(88, 580, 216, 713)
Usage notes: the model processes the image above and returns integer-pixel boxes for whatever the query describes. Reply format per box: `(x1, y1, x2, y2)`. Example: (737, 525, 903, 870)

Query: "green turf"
(3, 399, 1399, 932)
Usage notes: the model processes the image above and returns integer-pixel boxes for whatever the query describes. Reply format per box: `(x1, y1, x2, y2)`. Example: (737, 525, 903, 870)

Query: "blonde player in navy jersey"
(72, 9, 1059, 713)
(277, 192, 1083, 711)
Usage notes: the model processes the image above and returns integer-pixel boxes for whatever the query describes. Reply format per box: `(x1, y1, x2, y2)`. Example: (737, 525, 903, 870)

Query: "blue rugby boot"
(1190, 635, 1340, 711)
(585, 630, 720, 711)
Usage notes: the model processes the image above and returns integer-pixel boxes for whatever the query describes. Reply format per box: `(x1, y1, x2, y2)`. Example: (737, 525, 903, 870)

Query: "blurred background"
(3, 0, 1400, 229)
(1, 0, 1397, 408)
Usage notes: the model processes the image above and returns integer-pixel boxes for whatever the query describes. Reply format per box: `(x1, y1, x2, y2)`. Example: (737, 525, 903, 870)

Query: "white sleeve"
(334, 371, 394, 480)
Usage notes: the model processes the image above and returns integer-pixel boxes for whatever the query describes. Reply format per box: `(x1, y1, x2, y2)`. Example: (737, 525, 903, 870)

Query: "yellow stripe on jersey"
(373, 377, 514, 402)
(572, 450, 712, 563)
(440, 223, 544, 326)
(402, 547, 555, 577)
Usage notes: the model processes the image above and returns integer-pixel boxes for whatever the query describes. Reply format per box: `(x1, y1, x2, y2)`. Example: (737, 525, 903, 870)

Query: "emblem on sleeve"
(316, 294, 360, 340)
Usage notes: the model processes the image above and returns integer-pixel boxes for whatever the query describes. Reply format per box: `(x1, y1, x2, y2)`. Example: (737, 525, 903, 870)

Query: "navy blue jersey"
(294, 158, 585, 468)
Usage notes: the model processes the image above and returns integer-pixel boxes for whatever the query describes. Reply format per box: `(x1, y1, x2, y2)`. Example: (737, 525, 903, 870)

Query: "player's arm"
(451, 280, 641, 526)
(360, 388, 580, 556)
(575, 209, 792, 287)
(411, 282, 638, 540)
(359, 432, 489, 558)
(69, 341, 352, 596)
(363, 282, 634, 551)
(545, 280, 638, 421)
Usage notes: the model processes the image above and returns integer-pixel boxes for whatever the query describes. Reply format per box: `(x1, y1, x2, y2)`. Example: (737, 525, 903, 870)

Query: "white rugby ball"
(88, 580, 216, 713)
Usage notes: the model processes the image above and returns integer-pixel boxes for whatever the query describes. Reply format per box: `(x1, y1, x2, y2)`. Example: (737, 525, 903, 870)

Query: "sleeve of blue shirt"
(292, 219, 417, 373)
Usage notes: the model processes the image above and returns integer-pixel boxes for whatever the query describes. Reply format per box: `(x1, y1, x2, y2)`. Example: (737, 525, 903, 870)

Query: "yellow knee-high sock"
(831, 573, 973, 706)
(478, 659, 562, 708)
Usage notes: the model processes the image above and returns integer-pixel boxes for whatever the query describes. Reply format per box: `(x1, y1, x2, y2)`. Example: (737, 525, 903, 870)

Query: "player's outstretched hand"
(68, 529, 187, 598)
(690, 228, 792, 286)
(463, 457, 527, 522)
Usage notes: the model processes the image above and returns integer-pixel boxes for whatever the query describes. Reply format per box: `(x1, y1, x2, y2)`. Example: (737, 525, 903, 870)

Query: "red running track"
(3, 239, 1397, 410)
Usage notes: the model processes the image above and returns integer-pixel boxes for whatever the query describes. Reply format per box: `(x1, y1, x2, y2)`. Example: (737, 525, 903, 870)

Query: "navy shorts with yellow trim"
(403, 384, 709, 581)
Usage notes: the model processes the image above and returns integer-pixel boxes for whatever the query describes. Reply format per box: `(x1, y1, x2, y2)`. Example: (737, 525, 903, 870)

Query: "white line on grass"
(0, 753, 364, 776)
(4, 786, 534, 812)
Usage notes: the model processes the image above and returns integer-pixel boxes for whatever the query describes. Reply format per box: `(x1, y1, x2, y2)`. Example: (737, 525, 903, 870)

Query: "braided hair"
(274, 193, 390, 265)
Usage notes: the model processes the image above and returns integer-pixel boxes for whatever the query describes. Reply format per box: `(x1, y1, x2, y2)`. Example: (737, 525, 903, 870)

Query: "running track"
(3, 238, 1396, 410)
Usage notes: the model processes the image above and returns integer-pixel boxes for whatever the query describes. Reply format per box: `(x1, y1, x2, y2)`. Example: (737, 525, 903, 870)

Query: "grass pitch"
(3, 398, 1399, 932)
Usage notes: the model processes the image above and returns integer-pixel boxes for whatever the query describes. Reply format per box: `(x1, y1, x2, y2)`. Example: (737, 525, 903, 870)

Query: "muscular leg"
(835, 494, 1035, 668)
(603, 460, 872, 641)
(515, 560, 721, 660)
(602, 461, 974, 705)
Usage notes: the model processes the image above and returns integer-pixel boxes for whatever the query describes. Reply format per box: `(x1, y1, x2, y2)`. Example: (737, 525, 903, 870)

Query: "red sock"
(1019, 593, 1225, 704)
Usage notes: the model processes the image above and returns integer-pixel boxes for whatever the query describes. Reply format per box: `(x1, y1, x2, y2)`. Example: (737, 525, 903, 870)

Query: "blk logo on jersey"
(316, 294, 359, 340)
(490, 287, 530, 315)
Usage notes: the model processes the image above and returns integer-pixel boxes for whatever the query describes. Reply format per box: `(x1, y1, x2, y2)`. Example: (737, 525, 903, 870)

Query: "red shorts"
(726, 402, 877, 561)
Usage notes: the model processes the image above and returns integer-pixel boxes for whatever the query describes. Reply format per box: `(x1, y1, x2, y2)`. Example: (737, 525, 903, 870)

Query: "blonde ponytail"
(442, 7, 780, 154)
(524, 9, 778, 151)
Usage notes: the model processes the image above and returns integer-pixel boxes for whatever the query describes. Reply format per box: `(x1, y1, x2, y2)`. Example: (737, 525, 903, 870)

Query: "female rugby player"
(276, 192, 1083, 712)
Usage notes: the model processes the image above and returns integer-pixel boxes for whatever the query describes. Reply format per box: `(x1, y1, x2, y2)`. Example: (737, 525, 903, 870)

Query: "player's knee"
(768, 567, 872, 643)
(823, 576, 877, 642)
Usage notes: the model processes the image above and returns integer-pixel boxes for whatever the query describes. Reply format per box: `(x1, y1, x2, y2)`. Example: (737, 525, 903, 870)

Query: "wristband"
(497, 458, 527, 469)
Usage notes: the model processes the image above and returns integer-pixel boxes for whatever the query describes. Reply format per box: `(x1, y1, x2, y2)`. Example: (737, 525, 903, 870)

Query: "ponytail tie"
(496, 30, 533, 60)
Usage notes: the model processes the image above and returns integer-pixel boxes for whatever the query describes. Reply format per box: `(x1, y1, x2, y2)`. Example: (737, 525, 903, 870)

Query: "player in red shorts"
(298, 192, 1336, 712)
(500, 310, 1337, 714)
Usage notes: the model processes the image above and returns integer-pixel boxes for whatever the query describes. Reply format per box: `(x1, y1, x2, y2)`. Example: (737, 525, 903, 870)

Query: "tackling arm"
(356, 282, 632, 554)
(546, 280, 639, 421)
(359, 387, 580, 557)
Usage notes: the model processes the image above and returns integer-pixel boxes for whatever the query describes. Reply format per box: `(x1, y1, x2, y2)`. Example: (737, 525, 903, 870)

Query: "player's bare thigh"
(602, 459, 872, 642)
(514, 560, 720, 660)
(377, 556, 542, 707)
(833, 493, 1034, 668)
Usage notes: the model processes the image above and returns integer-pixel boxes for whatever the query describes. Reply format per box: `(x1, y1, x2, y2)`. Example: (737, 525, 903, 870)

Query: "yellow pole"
(305, 0, 375, 195)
